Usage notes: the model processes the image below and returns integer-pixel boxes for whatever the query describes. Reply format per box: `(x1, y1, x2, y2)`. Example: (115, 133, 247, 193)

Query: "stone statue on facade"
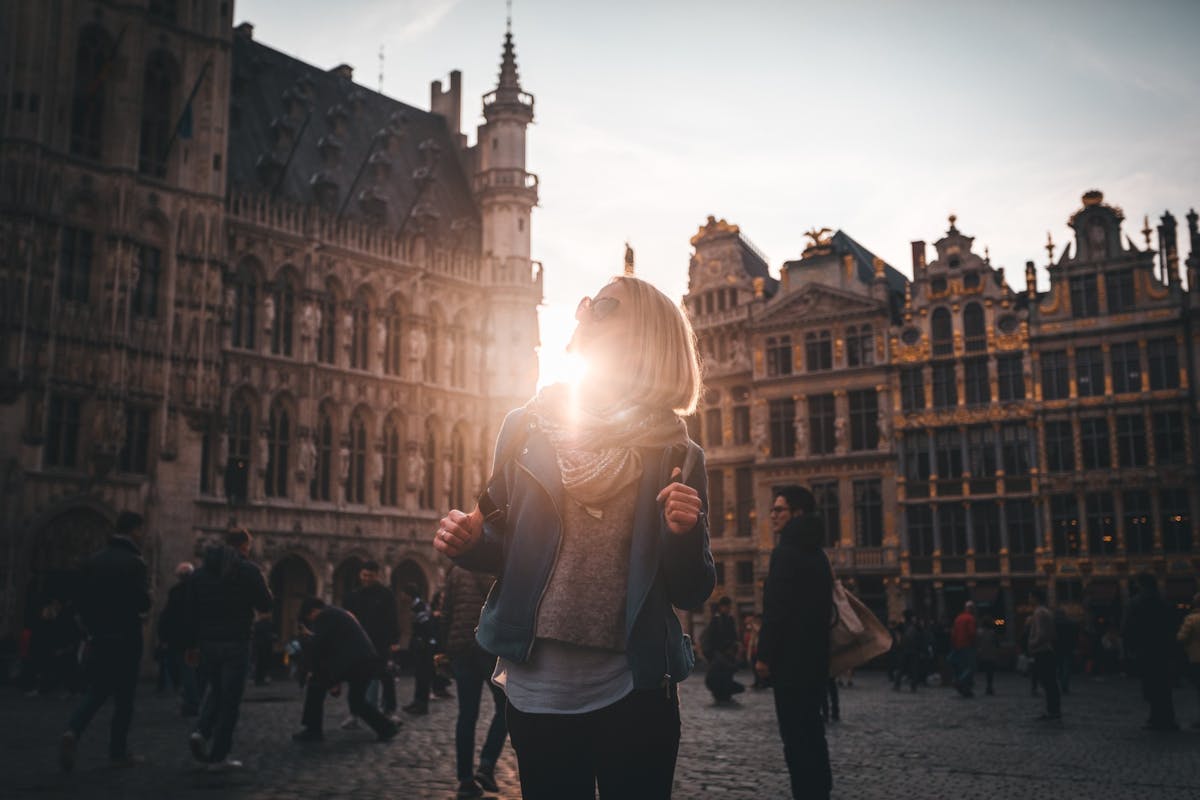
(793, 416, 807, 456)
(262, 295, 275, 338)
(877, 408, 891, 449)
(338, 445, 351, 485)
(834, 417, 847, 451)
(407, 449, 424, 490)
(298, 436, 317, 478)
(409, 327, 428, 377)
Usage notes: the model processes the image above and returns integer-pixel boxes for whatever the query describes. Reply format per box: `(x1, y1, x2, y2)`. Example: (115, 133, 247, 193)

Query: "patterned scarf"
(530, 383, 687, 508)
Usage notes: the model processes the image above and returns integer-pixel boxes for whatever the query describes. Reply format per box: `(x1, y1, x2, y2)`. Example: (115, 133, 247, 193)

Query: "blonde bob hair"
(606, 275, 702, 417)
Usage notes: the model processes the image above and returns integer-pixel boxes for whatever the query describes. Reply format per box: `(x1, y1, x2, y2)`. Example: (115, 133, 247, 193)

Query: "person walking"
(893, 610, 922, 692)
(291, 598, 399, 743)
(950, 602, 978, 698)
(755, 486, 833, 800)
(400, 584, 437, 716)
(1176, 593, 1200, 729)
(251, 616, 276, 686)
(59, 511, 152, 772)
(976, 621, 1000, 696)
(433, 275, 714, 800)
(184, 528, 273, 771)
(443, 564, 508, 799)
(346, 561, 401, 717)
(1123, 572, 1179, 731)
(157, 562, 201, 715)
(1053, 607, 1078, 695)
(1027, 588, 1060, 721)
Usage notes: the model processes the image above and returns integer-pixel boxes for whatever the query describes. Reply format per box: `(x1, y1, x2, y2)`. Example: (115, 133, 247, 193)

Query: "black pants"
(196, 640, 250, 762)
(1140, 658, 1178, 727)
(253, 639, 273, 685)
(979, 659, 996, 693)
(1033, 652, 1060, 716)
(411, 644, 433, 708)
(67, 637, 142, 760)
(772, 684, 831, 800)
(302, 662, 394, 737)
(506, 687, 680, 800)
(820, 678, 839, 721)
(379, 671, 398, 712)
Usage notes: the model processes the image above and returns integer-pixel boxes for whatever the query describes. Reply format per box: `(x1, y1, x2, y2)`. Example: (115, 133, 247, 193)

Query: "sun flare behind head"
(537, 302, 588, 390)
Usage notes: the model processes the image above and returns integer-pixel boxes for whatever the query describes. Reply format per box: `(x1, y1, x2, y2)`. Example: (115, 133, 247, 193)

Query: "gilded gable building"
(689, 191, 1199, 632)
(0, 2, 541, 645)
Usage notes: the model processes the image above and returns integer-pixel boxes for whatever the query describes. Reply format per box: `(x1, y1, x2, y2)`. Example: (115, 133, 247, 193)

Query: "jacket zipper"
(517, 459, 564, 661)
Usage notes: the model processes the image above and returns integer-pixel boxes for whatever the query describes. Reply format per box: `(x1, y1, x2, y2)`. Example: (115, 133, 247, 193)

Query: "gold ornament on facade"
(801, 227, 833, 258)
(690, 215, 740, 246)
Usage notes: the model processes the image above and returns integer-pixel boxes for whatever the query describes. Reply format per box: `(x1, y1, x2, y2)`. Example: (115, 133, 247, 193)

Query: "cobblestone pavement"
(4, 669, 1199, 799)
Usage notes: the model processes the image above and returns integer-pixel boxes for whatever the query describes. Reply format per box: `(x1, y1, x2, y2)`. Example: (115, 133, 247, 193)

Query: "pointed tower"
(476, 26, 542, 431)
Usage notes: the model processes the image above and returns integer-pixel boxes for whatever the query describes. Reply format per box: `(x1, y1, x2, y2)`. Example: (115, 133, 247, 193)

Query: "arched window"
(420, 420, 437, 509)
(350, 289, 370, 370)
(451, 425, 466, 510)
(384, 296, 404, 376)
(451, 313, 468, 388)
(317, 284, 338, 364)
(70, 26, 112, 158)
(346, 412, 367, 504)
(271, 272, 295, 356)
(232, 262, 258, 349)
(225, 394, 254, 502)
(265, 400, 290, 498)
(963, 303, 986, 352)
(138, 51, 177, 178)
(381, 414, 403, 506)
(311, 407, 333, 501)
(931, 307, 953, 357)
(425, 309, 442, 383)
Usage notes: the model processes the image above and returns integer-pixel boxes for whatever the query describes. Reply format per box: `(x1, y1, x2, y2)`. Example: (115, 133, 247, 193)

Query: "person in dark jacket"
(345, 561, 400, 715)
(184, 528, 273, 770)
(157, 562, 200, 714)
(1123, 572, 1179, 731)
(292, 597, 398, 742)
(755, 486, 833, 800)
(444, 564, 507, 798)
(703, 596, 738, 664)
(401, 583, 437, 716)
(60, 511, 152, 772)
(893, 610, 923, 692)
(252, 616, 276, 686)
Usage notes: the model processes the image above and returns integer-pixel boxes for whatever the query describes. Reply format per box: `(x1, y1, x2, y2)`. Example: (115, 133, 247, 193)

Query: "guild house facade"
(687, 193, 1200, 634)
(0, 1, 541, 646)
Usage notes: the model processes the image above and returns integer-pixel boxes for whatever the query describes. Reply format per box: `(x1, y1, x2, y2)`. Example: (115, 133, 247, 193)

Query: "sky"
(237, 0, 1200, 385)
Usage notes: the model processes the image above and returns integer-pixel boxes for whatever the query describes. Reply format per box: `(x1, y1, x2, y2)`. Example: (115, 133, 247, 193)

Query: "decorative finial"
(1142, 214, 1153, 250)
(1045, 232, 1055, 264)
(506, 0, 512, 34)
(1025, 260, 1037, 298)
(623, 241, 635, 276)
(984, 246, 990, 264)
(903, 280, 912, 309)
(378, 44, 384, 93)
(948, 213, 958, 234)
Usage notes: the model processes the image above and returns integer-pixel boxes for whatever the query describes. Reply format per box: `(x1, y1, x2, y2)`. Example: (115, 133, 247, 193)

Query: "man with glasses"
(755, 486, 833, 800)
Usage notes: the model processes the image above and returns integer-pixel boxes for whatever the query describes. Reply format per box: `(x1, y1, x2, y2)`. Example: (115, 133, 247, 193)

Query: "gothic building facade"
(688, 193, 1200, 631)
(0, 1, 541, 644)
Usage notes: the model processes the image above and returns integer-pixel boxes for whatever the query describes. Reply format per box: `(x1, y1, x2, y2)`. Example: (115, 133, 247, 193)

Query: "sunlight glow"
(536, 302, 585, 389)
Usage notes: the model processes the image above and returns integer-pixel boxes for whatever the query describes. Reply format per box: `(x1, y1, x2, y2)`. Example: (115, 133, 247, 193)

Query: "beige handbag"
(829, 579, 893, 677)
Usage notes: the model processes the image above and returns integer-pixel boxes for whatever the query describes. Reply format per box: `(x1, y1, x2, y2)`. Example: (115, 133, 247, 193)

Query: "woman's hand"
(656, 467, 703, 535)
(433, 507, 484, 557)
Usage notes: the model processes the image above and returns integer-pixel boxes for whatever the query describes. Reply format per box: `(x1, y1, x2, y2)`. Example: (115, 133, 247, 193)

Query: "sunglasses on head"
(576, 295, 621, 323)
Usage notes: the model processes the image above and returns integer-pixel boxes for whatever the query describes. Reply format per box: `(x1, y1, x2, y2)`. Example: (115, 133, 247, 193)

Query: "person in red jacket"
(949, 601, 978, 698)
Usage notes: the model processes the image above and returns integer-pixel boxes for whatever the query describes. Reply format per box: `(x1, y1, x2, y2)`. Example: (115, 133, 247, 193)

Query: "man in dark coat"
(1123, 572, 1180, 731)
(292, 598, 398, 742)
(60, 511, 152, 772)
(401, 584, 437, 716)
(345, 561, 400, 715)
(184, 529, 273, 770)
(157, 562, 200, 714)
(755, 486, 833, 800)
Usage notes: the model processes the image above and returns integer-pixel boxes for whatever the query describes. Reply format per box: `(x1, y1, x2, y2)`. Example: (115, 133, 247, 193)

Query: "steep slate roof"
(739, 234, 780, 296)
(228, 34, 480, 238)
(782, 230, 908, 322)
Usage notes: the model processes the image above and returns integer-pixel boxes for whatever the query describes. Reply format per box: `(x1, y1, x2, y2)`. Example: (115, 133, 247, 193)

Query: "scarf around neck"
(530, 383, 687, 508)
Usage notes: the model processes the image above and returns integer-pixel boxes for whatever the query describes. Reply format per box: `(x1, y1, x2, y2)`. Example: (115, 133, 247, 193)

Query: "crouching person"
(291, 598, 399, 744)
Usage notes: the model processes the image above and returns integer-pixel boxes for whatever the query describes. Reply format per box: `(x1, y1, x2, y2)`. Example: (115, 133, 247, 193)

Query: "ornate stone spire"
(624, 242, 635, 275)
(495, 30, 522, 102)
